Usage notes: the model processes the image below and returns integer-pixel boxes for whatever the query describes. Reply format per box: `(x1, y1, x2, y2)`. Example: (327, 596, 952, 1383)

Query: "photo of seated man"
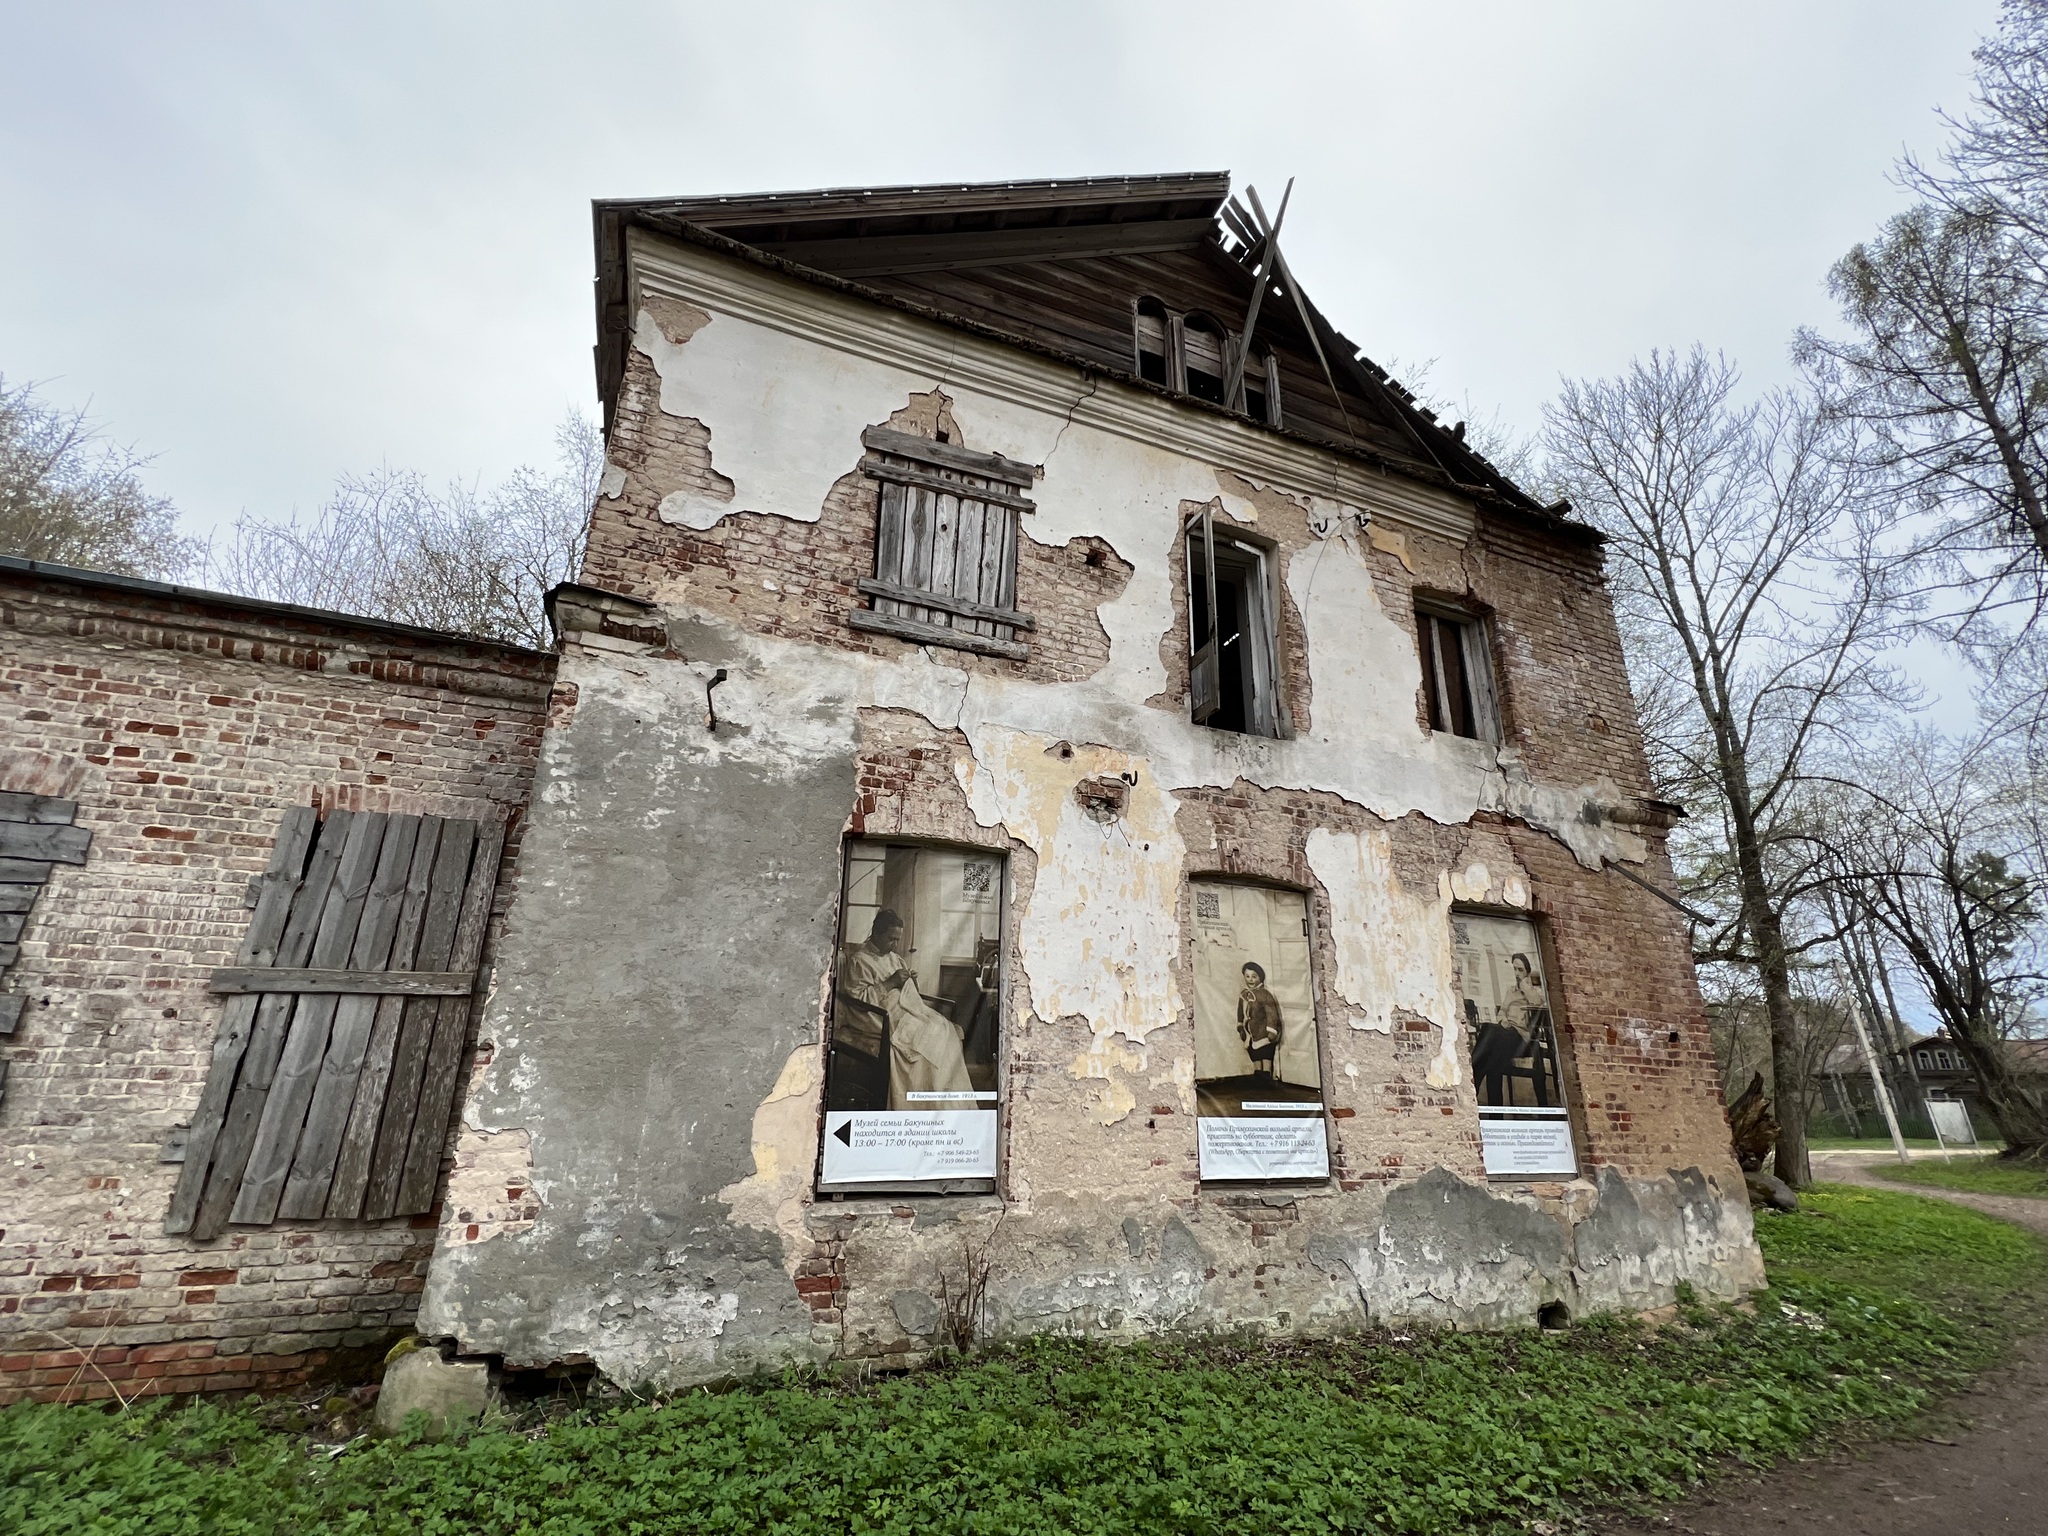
(1454, 916, 1562, 1110)
(826, 842, 1003, 1113)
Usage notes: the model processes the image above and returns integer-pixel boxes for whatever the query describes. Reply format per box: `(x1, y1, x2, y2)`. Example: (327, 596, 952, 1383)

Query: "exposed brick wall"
(584, 356, 1134, 686)
(0, 568, 553, 1402)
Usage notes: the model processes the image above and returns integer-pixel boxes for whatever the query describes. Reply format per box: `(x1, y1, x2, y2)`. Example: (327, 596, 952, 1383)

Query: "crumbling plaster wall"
(420, 233, 1759, 1387)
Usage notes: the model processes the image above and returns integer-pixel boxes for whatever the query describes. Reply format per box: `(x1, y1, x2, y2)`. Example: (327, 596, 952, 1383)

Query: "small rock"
(374, 1349, 490, 1439)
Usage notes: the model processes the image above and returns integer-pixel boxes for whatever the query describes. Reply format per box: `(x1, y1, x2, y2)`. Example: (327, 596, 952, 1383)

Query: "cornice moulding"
(624, 228, 1477, 544)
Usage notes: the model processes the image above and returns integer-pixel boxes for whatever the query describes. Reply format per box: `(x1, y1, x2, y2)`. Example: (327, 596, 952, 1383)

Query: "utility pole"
(1837, 964, 1910, 1165)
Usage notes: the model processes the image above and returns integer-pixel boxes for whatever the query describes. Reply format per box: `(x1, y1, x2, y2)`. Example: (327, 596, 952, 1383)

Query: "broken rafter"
(1223, 178, 1292, 412)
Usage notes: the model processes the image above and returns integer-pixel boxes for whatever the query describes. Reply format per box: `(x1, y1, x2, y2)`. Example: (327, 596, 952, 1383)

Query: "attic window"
(847, 427, 1037, 661)
(1241, 352, 1279, 426)
(1183, 316, 1228, 405)
(1132, 299, 1281, 425)
(1135, 299, 1170, 386)
(1416, 601, 1500, 744)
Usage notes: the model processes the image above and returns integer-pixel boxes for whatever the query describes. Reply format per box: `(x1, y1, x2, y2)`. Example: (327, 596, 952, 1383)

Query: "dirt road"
(1599, 1153, 2048, 1535)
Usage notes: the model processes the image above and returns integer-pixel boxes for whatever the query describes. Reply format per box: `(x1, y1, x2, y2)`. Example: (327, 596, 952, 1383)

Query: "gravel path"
(1597, 1153, 2048, 1535)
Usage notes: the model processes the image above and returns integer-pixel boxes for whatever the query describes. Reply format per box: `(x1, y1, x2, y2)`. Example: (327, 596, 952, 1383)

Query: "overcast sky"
(0, 1, 2004, 542)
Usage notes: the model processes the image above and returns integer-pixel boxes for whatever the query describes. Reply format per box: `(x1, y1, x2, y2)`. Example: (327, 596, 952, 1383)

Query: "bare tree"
(1799, 4, 2048, 655)
(1829, 728, 2048, 1159)
(1797, 207, 2048, 634)
(1545, 348, 1897, 1186)
(209, 411, 601, 648)
(0, 375, 198, 579)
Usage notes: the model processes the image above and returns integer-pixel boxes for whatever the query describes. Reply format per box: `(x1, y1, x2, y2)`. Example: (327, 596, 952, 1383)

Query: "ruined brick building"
(1, 174, 1761, 1402)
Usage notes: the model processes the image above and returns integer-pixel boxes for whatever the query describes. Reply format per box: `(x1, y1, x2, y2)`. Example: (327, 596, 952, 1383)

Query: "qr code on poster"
(962, 861, 995, 898)
(1195, 891, 1221, 921)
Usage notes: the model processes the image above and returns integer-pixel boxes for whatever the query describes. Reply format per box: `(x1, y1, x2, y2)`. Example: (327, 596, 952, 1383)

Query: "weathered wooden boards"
(850, 427, 1036, 662)
(0, 791, 88, 1058)
(167, 809, 503, 1237)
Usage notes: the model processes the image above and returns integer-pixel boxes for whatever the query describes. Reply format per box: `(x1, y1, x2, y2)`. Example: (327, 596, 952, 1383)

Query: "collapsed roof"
(591, 173, 1552, 517)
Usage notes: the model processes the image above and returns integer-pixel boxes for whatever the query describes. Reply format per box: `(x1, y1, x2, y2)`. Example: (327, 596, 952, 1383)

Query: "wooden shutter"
(846, 426, 1037, 661)
(0, 792, 92, 1085)
(167, 807, 503, 1238)
(1459, 618, 1502, 745)
(1188, 506, 1221, 724)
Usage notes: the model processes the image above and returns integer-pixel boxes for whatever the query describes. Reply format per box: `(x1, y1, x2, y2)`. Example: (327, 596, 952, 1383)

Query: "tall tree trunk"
(1952, 1018, 2048, 1161)
(1729, 807, 1810, 1185)
(1953, 334, 2048, 566)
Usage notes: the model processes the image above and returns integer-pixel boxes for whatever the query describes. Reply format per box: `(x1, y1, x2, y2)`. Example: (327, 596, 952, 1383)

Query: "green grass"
(4, 1187, 2043, 1536)
(1868, 1153, 2048, 1199)
(1808, 1136, 1956, 1151)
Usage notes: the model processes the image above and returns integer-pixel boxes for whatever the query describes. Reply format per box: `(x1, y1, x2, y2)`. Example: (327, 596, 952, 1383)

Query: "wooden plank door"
(169, 807, 503, 1237)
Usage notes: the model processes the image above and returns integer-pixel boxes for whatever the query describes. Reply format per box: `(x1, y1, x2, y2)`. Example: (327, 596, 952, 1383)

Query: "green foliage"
(1868, 1152, 2048, 1199)
(4, 1188, 2041, 1536)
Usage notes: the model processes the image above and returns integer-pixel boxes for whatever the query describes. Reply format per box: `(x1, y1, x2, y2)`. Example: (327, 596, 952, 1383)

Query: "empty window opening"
(1134, 298, 1170, 386)
(1183, 316, 1228, 405)
(1188, 508, 1279, 737)
(1417, 603, 1500, 744)
(1241, 351, 1275, 426)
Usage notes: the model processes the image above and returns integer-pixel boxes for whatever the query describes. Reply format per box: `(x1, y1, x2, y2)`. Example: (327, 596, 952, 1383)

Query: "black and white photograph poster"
(1453, 912, 1577, 1176)
(821, 841, 1002, 1185)
(1190, 880, 1329, 1181)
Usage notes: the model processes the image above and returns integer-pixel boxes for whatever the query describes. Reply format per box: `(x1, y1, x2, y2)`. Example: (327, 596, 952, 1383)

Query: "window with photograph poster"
(1189, 880, 1329, 1181)
(821, 840, 1004, 1189)
(1452, 911, 1577, 1176)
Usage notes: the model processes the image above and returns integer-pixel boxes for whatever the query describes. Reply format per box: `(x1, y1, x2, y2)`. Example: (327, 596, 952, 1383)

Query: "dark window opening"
(1183, 317, 1227, 405)
(1417, 605, 1499, 744)
(1135, 299, 1169, 386)
(1188, 510, 1278, 737)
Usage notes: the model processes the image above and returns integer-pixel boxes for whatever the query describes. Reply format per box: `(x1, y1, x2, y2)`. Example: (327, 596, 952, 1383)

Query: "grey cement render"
(418, 636, 856, 1385)
(417, 624, 1765, 1391)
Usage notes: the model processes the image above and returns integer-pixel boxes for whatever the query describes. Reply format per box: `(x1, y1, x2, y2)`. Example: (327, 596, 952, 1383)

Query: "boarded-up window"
(846, 426, 1038, 661)
(167, 807, 504, 1238)
(0, 791, 92, 1065)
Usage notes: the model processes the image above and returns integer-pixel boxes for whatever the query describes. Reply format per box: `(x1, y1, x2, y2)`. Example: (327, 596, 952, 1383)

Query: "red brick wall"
(0, 567, 552, 1403)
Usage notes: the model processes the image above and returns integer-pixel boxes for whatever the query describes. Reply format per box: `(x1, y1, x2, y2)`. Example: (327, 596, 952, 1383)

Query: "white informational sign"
(1929, 1100, 1977, 1145)
(1478, 1108, 1577, 1176)
(1197, 1116, 1331, 1181)
(820, 1110, 997, 1184)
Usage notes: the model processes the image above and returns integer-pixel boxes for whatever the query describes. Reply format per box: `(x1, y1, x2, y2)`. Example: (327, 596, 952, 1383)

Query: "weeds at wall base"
(3, 1187, 2043, 1536)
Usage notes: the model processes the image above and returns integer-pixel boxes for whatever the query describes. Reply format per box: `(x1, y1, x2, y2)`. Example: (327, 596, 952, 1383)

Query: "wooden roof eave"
(595, 213, 1597, 542)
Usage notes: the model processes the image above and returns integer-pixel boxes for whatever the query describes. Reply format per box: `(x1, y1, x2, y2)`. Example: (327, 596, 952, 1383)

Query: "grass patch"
(5, 1187, 2043, 1535)
(1868, 1153, 2048, 1199)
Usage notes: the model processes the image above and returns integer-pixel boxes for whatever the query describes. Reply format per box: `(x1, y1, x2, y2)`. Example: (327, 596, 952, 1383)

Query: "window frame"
(1452, 903, 1581, 1181)
(1185, 505, 1283, 739)
(845, 427, 1038, 662)
(1415, 598, 1502, 746)
(1131, 297, 1283, 427)
(817, 835, 1011, 1198)
(1187, 875, 1335, 1188)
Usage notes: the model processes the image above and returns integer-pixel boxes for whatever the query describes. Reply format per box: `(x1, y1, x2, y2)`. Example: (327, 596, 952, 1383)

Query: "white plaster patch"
(1449, 863, 1491, 904)
(717, 1045, 822, 1272)
(635, 303, 973, 531)
(1304, 826, 1463, 1088)
(957, 735, 1186, 1052)
(599, 463, 628, 500)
